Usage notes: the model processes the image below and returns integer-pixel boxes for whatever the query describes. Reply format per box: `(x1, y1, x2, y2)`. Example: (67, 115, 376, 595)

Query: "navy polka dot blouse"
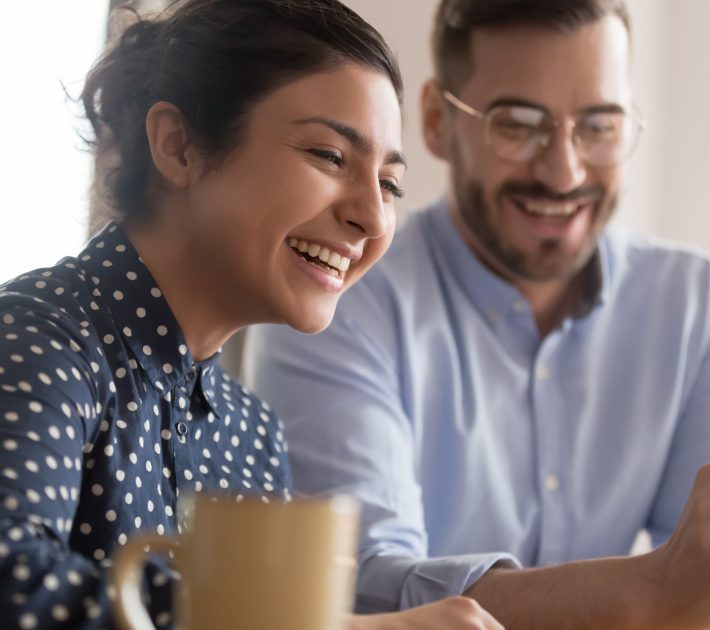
(0, 223, 292, 628)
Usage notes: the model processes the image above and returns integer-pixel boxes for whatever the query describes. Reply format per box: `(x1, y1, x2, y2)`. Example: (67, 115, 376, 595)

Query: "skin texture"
(422, 15, 630, 335)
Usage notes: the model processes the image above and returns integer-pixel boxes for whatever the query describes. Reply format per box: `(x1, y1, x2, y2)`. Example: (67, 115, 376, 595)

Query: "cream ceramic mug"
(111, 494, 360, 630)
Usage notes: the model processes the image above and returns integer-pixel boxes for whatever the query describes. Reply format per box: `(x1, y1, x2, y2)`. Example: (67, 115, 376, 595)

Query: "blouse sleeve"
(0, 293, 171, 628)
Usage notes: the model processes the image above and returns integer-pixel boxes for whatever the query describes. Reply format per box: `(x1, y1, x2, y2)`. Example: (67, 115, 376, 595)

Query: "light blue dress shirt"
(243, 199, 710, 613)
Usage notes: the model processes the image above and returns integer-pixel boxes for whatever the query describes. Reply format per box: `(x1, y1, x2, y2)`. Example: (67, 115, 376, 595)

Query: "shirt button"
(537, 366, 550, 380)
(513, 300, 526, 313)
(176, 422, 188, 436)
(544, 474, 560, 492)
(186, 368, 197, 381)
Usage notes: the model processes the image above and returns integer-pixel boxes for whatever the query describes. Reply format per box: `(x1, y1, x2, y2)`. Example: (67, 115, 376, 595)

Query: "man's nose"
(531, 126, 588, 194)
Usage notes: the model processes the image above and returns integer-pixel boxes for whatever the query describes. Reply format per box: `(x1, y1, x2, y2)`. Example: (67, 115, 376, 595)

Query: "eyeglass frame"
(442, 89, 647, 167)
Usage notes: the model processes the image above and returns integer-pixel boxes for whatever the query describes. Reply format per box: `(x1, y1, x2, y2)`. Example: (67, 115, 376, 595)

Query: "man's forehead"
(463, 15, 632, 109)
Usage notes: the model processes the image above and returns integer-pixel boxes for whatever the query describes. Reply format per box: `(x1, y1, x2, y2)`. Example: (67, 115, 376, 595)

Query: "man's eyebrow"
(486, 97, 547, 112)
(577, 103, 627, 116)
(293, 117, 407, 169)
(487, 97, 628, 117)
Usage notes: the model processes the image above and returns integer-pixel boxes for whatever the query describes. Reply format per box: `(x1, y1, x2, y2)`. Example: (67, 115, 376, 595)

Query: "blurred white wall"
(345, 0, 710, 254)
(0, 2, 107, 281)
(648, 1, 710, 246)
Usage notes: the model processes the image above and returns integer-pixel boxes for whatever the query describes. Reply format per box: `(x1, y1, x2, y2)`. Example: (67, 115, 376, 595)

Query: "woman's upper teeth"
(287, 237, 351, 271)
(524, 201, 579, 217)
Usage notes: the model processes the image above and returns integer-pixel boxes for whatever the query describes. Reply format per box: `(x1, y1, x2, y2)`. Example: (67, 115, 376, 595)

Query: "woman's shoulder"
(211, 366, 282, 426)
(212, 365, 293, 494)
(0, 256, 96, 336)
(0, 256, 107, 392)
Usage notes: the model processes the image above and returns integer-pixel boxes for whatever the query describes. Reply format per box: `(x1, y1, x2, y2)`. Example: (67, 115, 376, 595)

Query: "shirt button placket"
(178, 367, 196, 444)
(176, 421, 188, 441)
(172, 369, 195, 505)
(537, 365, 551, 381)
(544, 474, 560, 492)
(532, 338, 569, 565)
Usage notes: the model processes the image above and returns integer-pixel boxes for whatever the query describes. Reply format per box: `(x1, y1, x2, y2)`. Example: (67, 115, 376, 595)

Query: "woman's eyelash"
(308, 148, 344, 166)
(307, 148, 404, 198)
(381, 180, 405, 199)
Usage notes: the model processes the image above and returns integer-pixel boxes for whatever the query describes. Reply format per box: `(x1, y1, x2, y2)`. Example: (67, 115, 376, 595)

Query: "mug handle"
(111, 535, 179, 630)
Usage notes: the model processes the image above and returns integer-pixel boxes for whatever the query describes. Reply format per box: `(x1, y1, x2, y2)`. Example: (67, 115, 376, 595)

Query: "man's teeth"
(524, 201, 579, 217)
(287, 237, 351, 271)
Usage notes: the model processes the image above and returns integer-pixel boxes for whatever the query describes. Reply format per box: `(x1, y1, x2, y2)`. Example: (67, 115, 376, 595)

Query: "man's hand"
(348, 464, 710, 629)
(648, 462, 710, 628)
(347, 596, 504, 630)
(455, 462, 710, 629)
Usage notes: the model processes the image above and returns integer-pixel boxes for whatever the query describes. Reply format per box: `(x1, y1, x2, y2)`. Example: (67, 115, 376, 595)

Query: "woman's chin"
(286, 307, 335, 335)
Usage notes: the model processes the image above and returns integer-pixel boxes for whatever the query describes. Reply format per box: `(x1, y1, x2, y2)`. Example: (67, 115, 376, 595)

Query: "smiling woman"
(122, 64, 404, 346)
(0, 1, 500, 629)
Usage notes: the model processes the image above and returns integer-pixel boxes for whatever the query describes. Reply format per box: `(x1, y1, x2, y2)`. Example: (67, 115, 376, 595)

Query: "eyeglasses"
(442, 90, 646, 168)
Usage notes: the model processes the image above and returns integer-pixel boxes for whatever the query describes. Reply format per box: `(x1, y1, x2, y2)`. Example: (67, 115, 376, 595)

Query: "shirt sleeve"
(242, 283, 518, 613)
(0, 294, 170, 628)
(645, 299, 710, 548)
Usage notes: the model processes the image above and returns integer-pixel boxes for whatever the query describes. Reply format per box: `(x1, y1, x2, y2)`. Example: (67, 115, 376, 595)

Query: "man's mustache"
(499, 181, 605, 202)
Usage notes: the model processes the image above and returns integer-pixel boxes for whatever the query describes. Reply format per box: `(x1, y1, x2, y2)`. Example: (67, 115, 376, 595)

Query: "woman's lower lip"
(287, 246, 344, 293)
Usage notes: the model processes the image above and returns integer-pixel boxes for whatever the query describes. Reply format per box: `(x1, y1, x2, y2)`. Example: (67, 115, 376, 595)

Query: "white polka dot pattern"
(0, 223, 292, 627)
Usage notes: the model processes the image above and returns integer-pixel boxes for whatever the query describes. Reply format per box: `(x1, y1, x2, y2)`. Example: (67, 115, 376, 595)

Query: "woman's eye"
(308, 148, 344, 167)
(380, 179, 404, 199)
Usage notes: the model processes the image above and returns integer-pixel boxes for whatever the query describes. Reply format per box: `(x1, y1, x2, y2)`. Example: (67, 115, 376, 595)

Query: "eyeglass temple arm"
(442, 90, 485, 120)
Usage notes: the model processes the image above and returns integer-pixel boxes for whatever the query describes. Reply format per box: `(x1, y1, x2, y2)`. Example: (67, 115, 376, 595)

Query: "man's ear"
(145, 101, 197, 189)
(421, 79, 452, 161)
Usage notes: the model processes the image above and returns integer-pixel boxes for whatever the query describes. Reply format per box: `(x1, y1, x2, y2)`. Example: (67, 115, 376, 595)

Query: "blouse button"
(186, 369, 197, 381)
(176, 422, 188, 437)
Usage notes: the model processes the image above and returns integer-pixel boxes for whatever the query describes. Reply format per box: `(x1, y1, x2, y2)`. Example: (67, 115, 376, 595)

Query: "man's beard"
(451, 154, 617, 283)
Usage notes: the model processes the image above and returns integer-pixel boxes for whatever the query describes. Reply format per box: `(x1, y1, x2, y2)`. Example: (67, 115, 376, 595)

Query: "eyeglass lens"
(486, 105, 642, 166)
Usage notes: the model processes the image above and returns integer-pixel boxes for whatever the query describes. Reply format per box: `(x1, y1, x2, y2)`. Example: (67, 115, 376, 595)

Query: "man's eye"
(498, 121, 535, 130)
(308, 148, 344, 167)
(578, 119, 619, 140)
(380, 180, 404, 199)
(490, 105, 547, 141)
(493, 120, 539, 140)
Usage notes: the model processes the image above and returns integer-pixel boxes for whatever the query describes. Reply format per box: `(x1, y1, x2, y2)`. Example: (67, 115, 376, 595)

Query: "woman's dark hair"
(82, 0, 403, 217)
(432, 0, 631, 91)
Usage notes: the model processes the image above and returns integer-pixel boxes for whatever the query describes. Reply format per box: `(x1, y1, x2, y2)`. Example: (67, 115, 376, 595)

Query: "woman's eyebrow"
(293, 116, 407, 168)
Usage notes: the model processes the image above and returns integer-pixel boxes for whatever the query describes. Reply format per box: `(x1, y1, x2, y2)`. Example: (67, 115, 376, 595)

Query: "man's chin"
(505, 243, 598, 283)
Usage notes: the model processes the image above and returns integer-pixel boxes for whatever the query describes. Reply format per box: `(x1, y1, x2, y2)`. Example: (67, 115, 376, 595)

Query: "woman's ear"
(145, 101, 196, 189)
(421, 79, 452, 161)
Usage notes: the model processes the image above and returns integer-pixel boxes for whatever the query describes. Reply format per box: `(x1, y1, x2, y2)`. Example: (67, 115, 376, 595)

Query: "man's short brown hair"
(432, 0, 630, 90)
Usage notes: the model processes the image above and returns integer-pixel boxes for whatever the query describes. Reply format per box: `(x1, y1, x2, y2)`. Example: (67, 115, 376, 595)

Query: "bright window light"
(0, 2, 108, 282)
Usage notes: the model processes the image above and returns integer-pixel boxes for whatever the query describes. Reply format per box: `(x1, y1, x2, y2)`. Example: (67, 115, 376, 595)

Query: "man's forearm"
(464, 552, 658, 629)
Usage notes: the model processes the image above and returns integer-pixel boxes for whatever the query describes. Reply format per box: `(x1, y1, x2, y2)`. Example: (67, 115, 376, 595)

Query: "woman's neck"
(122, 207, 237, 362)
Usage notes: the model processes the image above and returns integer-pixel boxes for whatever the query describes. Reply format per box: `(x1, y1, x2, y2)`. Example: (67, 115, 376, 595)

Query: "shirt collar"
(79, 222, 222, 415)
(572, 239, 610, 318)
(198, 362, 242, 421)
(422, 198, 610, 322)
